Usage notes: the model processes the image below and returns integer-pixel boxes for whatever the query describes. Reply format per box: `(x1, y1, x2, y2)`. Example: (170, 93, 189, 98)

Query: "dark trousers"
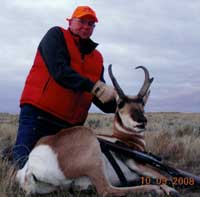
(12, 104, 79, 169)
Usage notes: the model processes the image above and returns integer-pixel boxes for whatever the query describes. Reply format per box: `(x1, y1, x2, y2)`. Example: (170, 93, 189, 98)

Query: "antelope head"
(108, 64, 154, 134)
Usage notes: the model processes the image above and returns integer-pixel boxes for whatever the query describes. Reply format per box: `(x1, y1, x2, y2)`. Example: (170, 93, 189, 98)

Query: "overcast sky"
(1, 0, 200, 114)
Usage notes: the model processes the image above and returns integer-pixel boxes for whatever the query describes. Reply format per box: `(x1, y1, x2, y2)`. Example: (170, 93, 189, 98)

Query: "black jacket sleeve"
(93, 97, 117, 113)
(38, 26, 94, 92)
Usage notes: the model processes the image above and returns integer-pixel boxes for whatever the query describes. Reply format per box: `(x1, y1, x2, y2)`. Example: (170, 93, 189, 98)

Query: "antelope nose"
(138, 116, 147, 129)
(131, 110, 147, 124)
(138, 115, 147, 124)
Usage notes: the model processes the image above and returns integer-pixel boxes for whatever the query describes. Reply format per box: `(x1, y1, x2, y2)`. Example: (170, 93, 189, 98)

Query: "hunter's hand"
(92, 81, 116, 103)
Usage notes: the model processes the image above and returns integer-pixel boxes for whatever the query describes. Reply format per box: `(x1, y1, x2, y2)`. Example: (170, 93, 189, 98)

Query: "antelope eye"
(117, 100, 125, 108)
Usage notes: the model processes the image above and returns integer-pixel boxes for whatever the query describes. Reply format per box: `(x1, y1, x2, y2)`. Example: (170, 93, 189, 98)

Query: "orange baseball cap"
(67, 6, 98, 22)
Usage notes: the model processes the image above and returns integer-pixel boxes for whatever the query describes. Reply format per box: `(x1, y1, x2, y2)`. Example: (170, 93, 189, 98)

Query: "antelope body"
(16, 65, 179, 196)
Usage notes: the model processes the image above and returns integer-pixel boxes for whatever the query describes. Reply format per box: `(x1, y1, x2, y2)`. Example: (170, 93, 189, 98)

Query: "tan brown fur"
(36, 126, 168, 196)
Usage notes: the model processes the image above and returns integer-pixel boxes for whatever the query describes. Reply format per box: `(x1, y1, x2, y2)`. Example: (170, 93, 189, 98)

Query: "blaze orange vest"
(20, 28, 103, 124)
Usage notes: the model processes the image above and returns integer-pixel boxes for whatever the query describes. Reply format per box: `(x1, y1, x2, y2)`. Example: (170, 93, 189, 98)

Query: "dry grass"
(0, 112, 200, 196)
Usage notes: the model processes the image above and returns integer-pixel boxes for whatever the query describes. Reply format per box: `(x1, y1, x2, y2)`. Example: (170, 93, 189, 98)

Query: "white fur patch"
(97, 135, 118, 143)
(16, 145, 72, 194)
(115, 121, 133, 134)
(73, 176, 92, 190)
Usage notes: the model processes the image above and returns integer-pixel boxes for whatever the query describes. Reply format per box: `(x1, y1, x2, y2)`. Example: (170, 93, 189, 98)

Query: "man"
(12, 6, 116, 169)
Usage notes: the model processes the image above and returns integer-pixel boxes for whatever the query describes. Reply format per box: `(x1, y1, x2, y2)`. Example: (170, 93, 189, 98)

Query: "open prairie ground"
(0, 112, 200, 196)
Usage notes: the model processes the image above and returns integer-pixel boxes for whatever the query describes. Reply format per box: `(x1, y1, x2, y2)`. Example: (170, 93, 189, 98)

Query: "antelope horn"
(135, 66, 154, 98)
(108, 64, 126, 99)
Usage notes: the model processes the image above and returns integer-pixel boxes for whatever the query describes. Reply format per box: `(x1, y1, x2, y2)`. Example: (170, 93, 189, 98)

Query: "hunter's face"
(69, 17, 95, 39)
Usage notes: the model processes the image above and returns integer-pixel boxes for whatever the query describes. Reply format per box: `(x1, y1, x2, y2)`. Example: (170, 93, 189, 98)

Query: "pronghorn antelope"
(15, 65, 179, 196)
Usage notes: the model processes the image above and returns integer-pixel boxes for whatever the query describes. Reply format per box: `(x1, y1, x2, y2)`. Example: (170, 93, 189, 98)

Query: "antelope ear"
(143, 90, 150, 105)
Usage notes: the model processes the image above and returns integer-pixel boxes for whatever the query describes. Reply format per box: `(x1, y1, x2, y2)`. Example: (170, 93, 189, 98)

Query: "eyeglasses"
(74, 18, 96, 28)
